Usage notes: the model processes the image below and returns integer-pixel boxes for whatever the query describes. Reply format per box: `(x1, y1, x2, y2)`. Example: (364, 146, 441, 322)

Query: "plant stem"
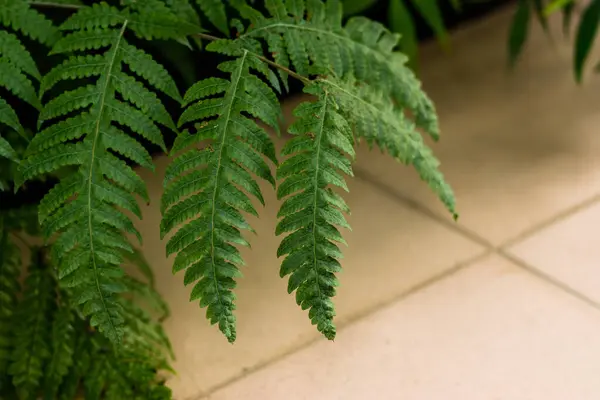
(195, 33, 311, 84)
(28, 1, 312, 85)
(28, 1, 82, 10)
(10, 231, 30, 248)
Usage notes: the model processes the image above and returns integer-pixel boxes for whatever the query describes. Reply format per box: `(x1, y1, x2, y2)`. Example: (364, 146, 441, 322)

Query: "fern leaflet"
(232, 0, 440, 139)
(19, 3, 180, 343)
(321, 77, 457, 217)
(0, 222, 21, 389)
(276, 84, 355, 340)
(161, 40, 280, 342)
(8, 253, 54, 400)
(0, 0, 57, 162)
(43, 307, 75, 399)
(196, 0, 230, 35)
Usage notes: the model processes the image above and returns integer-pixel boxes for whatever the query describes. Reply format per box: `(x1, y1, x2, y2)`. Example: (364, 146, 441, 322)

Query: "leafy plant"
(344, 0, 456, 67)
(0, 0, 455, 397)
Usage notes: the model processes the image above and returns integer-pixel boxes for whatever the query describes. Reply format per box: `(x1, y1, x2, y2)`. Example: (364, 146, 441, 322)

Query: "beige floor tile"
(350, 6, 600, 245)
(508, 200, 600, 304)
(134, 154, 483, 399)
(206, 255, 600, 400)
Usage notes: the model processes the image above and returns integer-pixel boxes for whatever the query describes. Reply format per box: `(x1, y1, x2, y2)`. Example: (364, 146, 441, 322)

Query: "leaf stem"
(195, 33, 311, 84)
(28, 2, 312, 86)
(28, 1, 82, 10)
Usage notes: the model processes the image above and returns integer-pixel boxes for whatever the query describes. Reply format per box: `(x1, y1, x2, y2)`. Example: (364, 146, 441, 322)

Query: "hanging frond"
(276, 84, 355, 340)
(161, 40, 280, 342)
(196, 0, 230, 35)
(18, 3, 181, 343)
(320, 76, 457, 217)
(0, 0, 57, 155)
(0, 224, 173, 399)
(120, 0, 202, 39)
(8, 252, 54, 400)
(43, 307, 76, 399)
(0, 221, 21, 390)
(231, 0, 440, 139)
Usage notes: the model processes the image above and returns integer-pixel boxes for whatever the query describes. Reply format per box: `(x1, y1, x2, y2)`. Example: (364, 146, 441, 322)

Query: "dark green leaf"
(575, 0, 600, 81)
(508, 0, 531, 67)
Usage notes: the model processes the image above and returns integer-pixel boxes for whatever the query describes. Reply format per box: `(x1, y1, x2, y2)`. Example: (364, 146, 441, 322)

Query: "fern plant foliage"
(160, 0, 455, 342)
(4, 0, 455, 366)
(162, 41, 281, 343)
(0, 217, 173, 399)
(16, 1, 187, 343)
(276, 85, 355, 339)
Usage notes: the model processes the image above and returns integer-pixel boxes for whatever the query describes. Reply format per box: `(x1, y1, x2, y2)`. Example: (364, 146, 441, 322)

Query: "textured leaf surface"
(162, 43, 280, 343)
(321, 77, 457, 218)
(19, 4, 179, 344)
(276, 85, 355, 340)
(236, 0, 440, 139)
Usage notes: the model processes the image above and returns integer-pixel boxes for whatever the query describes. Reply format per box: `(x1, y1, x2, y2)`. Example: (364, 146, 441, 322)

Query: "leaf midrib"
(86, 21, 128, 341)
(208, 50, 248, 338)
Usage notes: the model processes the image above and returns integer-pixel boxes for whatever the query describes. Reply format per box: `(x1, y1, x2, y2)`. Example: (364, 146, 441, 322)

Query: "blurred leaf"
(508, 0, 531, 67)
(543, 0, 573, 16)
(532, 0, 549, 32)
(343, 0, 378, 15)
(575, 0, 600, 81)
(448, 0, 462, 12)
(563, 1, 575, 36)
(411, 0, 450, 49)
(389, 0, 419, 69)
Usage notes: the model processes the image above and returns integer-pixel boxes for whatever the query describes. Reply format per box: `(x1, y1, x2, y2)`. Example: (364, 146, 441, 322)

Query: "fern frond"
(321, 77, 457, 217)
(56, 331, 91, 400)
(0, 0, 59, 45)
(19, 4, 181, 343)
(232, 0, 439, 139)
(0, 0, 56, 155)
(8, 252, 54, 400)
(0, 224, 21, 388)
(162, 40, 280, 342)
(121, 0, 202, 40)
(196, 0, 230, 35)
(276, 84, 354, 340)
(0, 134, 19, 163)
(43, 307, 75, 400)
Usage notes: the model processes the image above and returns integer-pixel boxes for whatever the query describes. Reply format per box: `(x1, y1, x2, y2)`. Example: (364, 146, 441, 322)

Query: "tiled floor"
(135, 5, 600, 400)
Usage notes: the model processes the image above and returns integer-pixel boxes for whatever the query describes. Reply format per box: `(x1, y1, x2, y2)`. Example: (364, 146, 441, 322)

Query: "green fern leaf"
(0, 59, 41, 110)
(196, 0, 230, 35)
(8, 254, 54, 400)
(0, 30, 41, 80)
(40, 54, 106, 96)
(0, 0, 59, 45)
(321, 76, 457, 217)
(234, 0, 439, 139)
(162, 41, 280, 342)
(0, 134, 19, 163)
(0, 98, 23, 135)
(19, 4, 181, 343)
(276, 84, 354, 340)
(43, 307, 75, 400)
(0, 226, 21, 387)
(0, 1, 55, 149)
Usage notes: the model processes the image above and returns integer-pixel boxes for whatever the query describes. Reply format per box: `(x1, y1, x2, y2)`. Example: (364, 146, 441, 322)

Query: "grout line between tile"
(353, 169, 494, 248)
(188, 169, 600, 400)
(355, 167, 600, 313)
(499, 250, 600, 310)
(499, 193, 600, 249)
(192, 251, 491, 400)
